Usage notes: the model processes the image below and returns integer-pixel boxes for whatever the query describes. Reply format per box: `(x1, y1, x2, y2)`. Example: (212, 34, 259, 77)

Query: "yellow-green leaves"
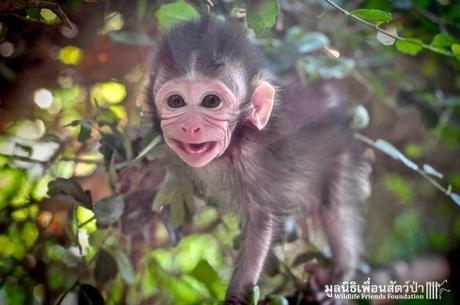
(40, 9, 60, 24)
(155, 2, 199, 29)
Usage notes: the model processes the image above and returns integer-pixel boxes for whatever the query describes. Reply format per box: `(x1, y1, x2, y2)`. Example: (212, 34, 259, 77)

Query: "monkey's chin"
(168, 139, 220, 167)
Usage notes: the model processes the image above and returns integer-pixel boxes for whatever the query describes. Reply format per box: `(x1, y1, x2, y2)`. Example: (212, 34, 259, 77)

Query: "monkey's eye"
(201, 94, 222, 108)
(166, 95, 186, 108)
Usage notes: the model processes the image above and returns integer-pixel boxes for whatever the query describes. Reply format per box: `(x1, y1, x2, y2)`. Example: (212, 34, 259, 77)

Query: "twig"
(36, 0, 73, 29)
(0, 153, 48, 165)
(0, 0, 72, 29)
(355, 133, 450, 195)
(78, 216, 95, 228)
(322, 0, 400, 41)
(60, 157, 102, 164)
(322, 0, 453, 57)
(0, 153, 102, 165)
(54, 281, 79, 305)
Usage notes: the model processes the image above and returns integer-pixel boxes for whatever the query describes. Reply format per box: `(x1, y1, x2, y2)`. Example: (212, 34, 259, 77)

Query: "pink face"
(154, 78, 239, 167)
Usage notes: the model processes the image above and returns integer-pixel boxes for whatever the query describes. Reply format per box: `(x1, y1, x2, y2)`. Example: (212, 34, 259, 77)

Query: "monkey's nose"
(181, 126, 201, 134)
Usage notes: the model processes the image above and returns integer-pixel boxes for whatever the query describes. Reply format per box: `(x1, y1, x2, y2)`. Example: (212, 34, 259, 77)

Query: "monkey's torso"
(184, 81, 367, 217)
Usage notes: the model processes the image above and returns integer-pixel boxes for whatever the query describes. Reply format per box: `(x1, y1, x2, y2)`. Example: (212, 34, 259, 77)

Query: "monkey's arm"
(225, 208, 273, 304)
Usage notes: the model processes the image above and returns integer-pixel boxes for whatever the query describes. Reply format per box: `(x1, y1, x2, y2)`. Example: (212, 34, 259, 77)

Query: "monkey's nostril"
(181, 126, 200, 134)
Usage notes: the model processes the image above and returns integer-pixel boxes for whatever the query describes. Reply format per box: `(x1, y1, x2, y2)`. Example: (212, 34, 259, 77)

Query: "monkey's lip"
(173, 139, 217, 155)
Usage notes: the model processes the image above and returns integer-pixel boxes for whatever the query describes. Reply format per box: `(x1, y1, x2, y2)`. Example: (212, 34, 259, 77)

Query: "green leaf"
(190, 260, 219, 285)
(40, 8, 59, 24)
(298, 32, 329, 53)
(375, 139, 419, 170)
(94, 195, 125, 226)
(65, 120, 92, 143)
(78, 284, 105, 305)
(292, 251, 322, 267)
(269, 296, 289, 305)
(170, 195, 186, 227)
(247, 0, 280, 35)
(152, 171, 178, 211)
(94, 249, 118, 283)
(350, 9, 392, 24)
(251, 285, 260, 305)
(114, 250, 135, 284)
(155, 2, 199, 29)
(108, 30, 154, 46)
(422, 164, 443, 179)
(452, 44, 460, 60)
(78, 122, 92, 143)
(395, 39, 423, 56)
(48, 178, 92, 208)
(431, 34, 456, 47)
(98, 130, 127, 164)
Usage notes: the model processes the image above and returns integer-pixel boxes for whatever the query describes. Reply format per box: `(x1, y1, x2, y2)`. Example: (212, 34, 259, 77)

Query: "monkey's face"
(155, 78, 239, 167)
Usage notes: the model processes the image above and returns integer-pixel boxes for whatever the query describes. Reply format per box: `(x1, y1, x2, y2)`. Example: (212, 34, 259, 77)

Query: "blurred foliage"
(0, 0, 459, 305)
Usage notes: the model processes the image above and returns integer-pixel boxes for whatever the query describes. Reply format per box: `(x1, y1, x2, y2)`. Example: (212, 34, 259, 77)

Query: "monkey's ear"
(249, 81, 275, 130)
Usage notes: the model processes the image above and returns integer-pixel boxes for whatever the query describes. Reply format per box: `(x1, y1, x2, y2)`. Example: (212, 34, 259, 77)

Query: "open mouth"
(173, 140, 216, 155)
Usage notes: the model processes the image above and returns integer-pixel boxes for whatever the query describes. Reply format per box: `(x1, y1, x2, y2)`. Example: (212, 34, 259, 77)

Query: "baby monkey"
(144, 17, 371, 305)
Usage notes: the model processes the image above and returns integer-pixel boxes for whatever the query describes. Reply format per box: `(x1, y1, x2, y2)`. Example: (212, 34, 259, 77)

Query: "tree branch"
(322, 0, 453, 57)
(355, 133, 454, 199)
(0, 0, 72, 29)
(0, 153, 102, 165)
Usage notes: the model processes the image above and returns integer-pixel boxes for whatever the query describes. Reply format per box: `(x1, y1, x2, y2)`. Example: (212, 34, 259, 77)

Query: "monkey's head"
(147, 17, 276, 167)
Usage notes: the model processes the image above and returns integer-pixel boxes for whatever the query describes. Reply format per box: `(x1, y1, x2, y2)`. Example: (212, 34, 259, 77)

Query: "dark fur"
(143, 17, 371, 305)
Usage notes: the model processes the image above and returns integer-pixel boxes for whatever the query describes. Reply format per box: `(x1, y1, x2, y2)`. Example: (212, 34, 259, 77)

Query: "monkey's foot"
(304, 264, 354, 305)
(222, 296, 248, 305)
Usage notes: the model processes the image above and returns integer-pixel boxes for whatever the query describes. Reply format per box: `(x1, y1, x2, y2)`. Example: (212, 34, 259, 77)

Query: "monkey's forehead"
(153, 65, 249, 102)
(154, 77, 238, 103)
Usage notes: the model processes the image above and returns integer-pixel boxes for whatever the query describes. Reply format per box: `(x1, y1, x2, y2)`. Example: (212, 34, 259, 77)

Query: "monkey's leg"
(310, 154, 370, 303)
(225, 208, 273, 305)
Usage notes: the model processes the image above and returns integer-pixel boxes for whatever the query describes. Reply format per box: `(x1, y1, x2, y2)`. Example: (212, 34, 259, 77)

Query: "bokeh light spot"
(34, 88, 54, 109)
(92, 81, 127, 104)
(0, 41, 14, 57)
(59, 46, 82, 65)
(97, 52, 108, 63)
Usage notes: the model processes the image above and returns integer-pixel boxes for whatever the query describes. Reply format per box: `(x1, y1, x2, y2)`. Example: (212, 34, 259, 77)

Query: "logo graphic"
(426, 279, 451, 299)
(324, 278, 451, 301)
